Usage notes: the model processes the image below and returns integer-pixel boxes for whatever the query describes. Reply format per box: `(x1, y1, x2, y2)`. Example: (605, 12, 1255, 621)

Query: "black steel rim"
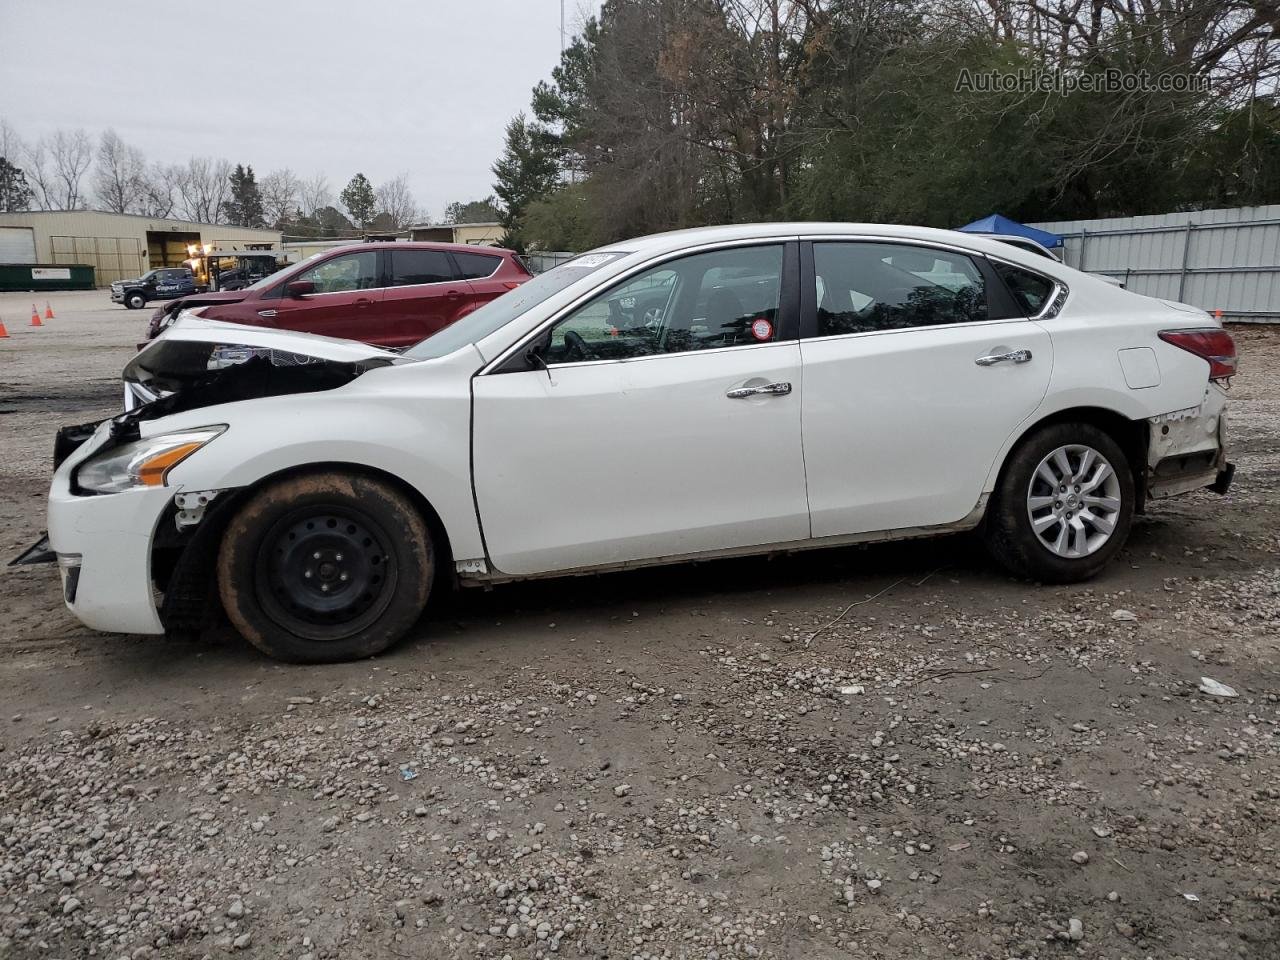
(255, 504, 397, 641)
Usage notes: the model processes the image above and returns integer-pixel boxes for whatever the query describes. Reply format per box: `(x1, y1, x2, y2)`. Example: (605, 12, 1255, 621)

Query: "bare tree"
(374, 173, 419, 227)
(20, 138, 56, 210)
(298, 173, 332, 221)
(92, 129, 146, 213)
(0, 117, 23, 165)
(48, 129, 93, 209)
(260, 167, 301, 227)
(175, 156, 232, 223)
(138, 162, 182, 219)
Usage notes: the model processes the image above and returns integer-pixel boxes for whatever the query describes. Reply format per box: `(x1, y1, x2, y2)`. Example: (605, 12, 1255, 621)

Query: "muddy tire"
(216, 471, 432, 663)
(984, 422, 1134, 584)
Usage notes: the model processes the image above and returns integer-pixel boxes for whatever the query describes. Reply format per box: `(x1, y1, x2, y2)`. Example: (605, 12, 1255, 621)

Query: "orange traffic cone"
(30, 304, 42, 327)
(43, 301, 54, 320)
(0, 316, 9, 338)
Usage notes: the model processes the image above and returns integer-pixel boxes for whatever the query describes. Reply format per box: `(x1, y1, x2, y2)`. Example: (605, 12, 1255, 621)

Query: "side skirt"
(459, 496, 988, 586)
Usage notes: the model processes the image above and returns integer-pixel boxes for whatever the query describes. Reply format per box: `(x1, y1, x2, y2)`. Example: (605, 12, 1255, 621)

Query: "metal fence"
(522, 251, 577, 274)
(1030, 205, 1280, 323)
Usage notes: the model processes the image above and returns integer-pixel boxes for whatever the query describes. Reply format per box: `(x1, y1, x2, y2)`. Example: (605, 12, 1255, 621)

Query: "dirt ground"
(0, 290, 1276, 960)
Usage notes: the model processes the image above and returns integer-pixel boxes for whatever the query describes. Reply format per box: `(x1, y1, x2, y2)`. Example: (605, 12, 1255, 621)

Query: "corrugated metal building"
(405, 221, 504, 246)
(0, 211, 282, 285)
(1030, 204, 1280, 322)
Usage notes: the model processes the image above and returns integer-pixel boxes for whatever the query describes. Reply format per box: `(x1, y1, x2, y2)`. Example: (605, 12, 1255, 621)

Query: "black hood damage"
(53, 340, 395, 470)
(117, 340, 395, 440)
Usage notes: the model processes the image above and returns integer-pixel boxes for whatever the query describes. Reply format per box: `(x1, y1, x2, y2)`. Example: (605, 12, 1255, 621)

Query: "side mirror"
(286, 280, 315, 297)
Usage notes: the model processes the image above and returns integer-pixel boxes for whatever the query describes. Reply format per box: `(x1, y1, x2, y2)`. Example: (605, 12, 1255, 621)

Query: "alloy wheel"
(1026, 443, 1123, 559)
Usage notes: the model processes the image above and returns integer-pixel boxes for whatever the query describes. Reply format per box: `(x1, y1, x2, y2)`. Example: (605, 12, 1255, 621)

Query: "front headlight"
(76, 427, 226, 494)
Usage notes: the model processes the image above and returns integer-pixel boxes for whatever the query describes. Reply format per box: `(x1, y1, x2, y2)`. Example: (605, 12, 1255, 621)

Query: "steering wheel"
(562, 329, 595, 362)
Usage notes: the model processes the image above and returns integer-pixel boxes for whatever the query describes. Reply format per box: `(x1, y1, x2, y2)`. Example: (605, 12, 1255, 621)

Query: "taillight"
(1158, 328, 1236, 381)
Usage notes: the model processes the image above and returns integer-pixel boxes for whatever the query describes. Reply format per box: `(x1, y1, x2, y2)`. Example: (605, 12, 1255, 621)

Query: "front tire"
(984, 423, 1134, 583)
(125, 291, 146, 310)
(217, 472, 433, 662)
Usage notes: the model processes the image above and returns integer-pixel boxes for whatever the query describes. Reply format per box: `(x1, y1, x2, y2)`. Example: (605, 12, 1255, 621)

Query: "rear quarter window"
(992, 261, 1056, 316)
(454, 252, 502, 280)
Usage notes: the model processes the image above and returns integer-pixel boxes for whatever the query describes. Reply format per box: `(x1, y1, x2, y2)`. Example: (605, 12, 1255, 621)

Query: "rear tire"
(217, 472, 433, 663)
(984, 422, 1134, 583)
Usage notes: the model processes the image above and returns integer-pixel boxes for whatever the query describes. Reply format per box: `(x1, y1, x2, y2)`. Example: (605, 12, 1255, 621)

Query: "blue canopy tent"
(956, 214, 1064, 249)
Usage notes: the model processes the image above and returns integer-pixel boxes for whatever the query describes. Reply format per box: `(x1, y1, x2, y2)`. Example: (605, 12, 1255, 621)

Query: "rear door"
(799, 239, 1052, 537)
(452, 249, 512, 310)
(270, 249, 385, 343)
(380, 248, 475, 346)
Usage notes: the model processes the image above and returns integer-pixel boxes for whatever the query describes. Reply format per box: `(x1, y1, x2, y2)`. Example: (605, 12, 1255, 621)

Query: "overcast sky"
(0, 0, 600, 221)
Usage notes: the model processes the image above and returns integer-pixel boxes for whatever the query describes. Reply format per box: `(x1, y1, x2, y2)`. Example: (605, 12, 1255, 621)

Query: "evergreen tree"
(0, 156, 33, 212)
(492, 115, 560, 252)
(222, 163, 265, 227)
(339, 173, 377, 228)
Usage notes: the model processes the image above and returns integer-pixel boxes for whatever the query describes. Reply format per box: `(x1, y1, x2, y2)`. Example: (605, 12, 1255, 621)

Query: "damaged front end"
(29, 316, 405, 634)
(57, 315, 403, 470)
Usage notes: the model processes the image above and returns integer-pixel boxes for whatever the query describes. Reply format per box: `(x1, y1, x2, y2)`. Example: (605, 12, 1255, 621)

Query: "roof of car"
(602, 222, 1075, 279)
(314, 241, 513, 256)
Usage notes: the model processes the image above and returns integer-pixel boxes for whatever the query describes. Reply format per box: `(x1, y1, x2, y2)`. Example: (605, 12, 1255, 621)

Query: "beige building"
(0, 210, 282, 285)
(405, 221, 505, 246)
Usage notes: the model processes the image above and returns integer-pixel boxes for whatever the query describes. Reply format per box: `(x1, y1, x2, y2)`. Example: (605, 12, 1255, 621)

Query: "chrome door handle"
(727, 381, 792, 399)
(975, 349, 1032, 366)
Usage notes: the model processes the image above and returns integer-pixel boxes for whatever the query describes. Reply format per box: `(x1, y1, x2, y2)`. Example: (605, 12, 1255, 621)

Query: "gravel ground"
(0, 290, 1276, 959)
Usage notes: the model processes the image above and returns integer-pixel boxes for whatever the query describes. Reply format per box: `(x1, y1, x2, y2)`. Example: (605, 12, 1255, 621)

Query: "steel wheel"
(1026, 444, 1123, 559)
(255, 505, 398, 642)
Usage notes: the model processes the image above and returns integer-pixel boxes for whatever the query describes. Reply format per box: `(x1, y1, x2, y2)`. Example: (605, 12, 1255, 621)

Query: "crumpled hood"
(125, 313, 402, 391)
(117, 313, 405, 433)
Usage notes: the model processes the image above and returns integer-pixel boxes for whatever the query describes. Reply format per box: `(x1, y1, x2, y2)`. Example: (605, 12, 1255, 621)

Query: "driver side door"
(471, 242, 810, 577)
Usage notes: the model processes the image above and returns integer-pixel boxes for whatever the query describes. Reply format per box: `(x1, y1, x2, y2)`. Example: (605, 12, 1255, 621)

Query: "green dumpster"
(0, 263, 96, 292)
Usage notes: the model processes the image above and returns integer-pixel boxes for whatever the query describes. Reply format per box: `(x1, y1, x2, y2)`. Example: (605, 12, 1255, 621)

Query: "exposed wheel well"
(994, 407, 1149, 513)
(154, 462, 455, 636)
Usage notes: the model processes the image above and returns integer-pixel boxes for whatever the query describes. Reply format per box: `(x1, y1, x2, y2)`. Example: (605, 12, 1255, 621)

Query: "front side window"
(992, 261, 1056, 315)
(297, 251, 379, 293)
(542, 245, 785, 364)
(813, 242, 988, 336)
(391, 250, 454, 286)
(454, 252, 501, 280)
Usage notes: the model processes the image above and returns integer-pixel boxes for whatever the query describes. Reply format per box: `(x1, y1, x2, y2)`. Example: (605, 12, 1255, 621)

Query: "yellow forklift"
(184, 243, 283, 292)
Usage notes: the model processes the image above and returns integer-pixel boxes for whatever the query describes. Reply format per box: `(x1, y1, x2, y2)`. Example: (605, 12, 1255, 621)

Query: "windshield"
(403, 252, 628, 360)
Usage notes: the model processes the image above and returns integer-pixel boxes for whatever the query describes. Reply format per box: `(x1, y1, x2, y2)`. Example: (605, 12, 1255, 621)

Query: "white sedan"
(35, 223, 1235, 662)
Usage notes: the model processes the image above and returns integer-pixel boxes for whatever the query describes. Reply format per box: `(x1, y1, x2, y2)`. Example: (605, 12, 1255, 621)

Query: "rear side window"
(813, 242, 987, 335)
(454, 252, 502, 280)
(391, 250, 455, 286)
(993, 262, 1056, 315)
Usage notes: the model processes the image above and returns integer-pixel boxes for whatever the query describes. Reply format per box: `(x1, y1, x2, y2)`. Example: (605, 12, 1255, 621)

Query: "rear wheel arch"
(990, 406, 1148, 515)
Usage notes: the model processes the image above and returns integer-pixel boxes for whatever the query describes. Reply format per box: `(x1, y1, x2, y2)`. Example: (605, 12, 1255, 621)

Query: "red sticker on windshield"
(750, 317, 773, 341)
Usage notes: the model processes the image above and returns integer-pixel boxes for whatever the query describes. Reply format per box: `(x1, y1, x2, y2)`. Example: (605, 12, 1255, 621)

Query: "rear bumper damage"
(1146, 386, 1232, 500)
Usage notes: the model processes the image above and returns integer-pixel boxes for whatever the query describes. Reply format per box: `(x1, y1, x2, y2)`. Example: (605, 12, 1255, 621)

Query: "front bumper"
(110, 289, 126, 303)
(46, 425, 172, 635)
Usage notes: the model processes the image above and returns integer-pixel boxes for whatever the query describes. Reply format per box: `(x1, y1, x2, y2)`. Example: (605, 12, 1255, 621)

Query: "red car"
(147, 242, 531, 348)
